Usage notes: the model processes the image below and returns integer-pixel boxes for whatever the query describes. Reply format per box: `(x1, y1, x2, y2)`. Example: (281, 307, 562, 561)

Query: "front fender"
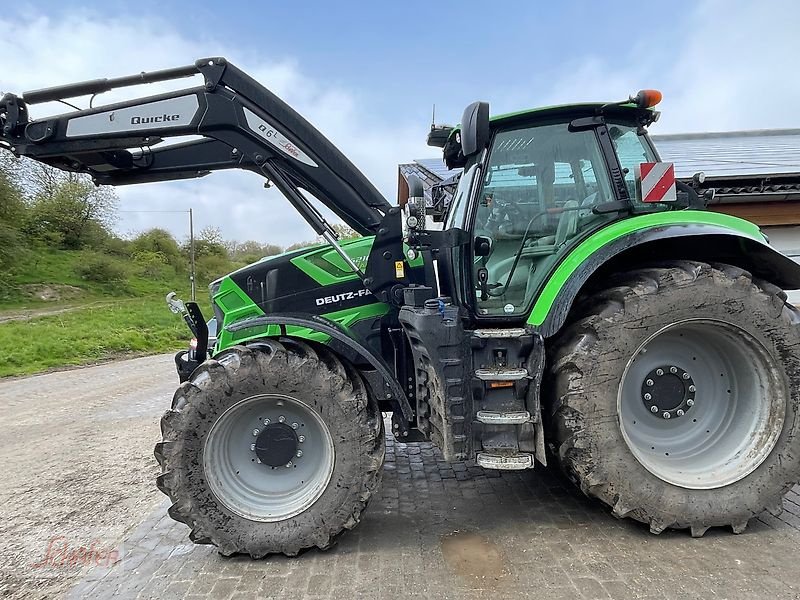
(224, 313, 413, 423)
(529, 213, 800, 338)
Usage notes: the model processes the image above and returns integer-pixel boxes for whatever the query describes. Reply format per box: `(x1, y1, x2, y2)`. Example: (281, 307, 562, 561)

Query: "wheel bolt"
(285, 461, 293, 468)
(689, 385, 696, 393)
(670, 366, 678, 374)
(687, 399, 694, 407)
(250, 443, 256, 451)
(291, 422, 299, 430)
(663, 412, 671, 419)
(644, 393, 652, 401)
(256, 458, 262, 464)
(298, 435, 305, 443)
(263, 418, 271, 425)
(650, 406, 659, 413)
(677, 409, 685, 417)
(646, 379, 654, 387)
(682, 373, 690, 380)
(278, 416, 286, 423)
(656, 369, 664, 376)
(296, 450, 303, 458)
(252, 429, 260, 436)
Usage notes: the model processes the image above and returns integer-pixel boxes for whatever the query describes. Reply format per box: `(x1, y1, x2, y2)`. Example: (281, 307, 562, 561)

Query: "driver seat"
(524, 200, 579, 256)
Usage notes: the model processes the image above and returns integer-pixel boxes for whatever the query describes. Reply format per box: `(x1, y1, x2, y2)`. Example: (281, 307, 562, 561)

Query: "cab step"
(476, 452, 534, 470)
(476, 410, 531, 425)
(473, 328, 528, 339)
(474, 367, 528, 381)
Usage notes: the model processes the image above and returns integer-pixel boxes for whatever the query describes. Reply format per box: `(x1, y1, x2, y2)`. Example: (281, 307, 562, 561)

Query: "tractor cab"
(422, 93, 681, 322)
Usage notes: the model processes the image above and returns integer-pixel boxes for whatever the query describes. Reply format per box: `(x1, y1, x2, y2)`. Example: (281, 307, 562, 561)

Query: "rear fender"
(531, 223, 800, 338)
(224, 313, 413, 428)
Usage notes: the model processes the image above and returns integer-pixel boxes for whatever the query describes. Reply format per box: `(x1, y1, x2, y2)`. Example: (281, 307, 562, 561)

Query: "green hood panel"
(290, 235, 424, 286)
(526, 211, 765, 327)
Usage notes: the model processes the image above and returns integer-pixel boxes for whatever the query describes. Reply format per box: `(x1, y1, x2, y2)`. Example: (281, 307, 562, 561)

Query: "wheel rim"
(204, 394, 335, 522)
(618, 318, 785, 489)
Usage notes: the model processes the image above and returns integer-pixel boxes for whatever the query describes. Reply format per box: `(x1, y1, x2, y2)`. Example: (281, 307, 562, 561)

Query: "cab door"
(469, 122, 617, 320)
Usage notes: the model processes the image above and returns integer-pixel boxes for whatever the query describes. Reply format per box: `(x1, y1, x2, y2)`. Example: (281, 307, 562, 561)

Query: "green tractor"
(3, 60, 800, 556)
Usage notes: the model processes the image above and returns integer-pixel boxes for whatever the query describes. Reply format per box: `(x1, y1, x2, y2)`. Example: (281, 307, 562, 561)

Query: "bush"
(0, 224, 23, 270)
(75, 255, 127, 283)
(132, 250, 174, 280)
(195, 254, 233, 284)
(103, 236, 132, 257)
(131, 228, 184, 268)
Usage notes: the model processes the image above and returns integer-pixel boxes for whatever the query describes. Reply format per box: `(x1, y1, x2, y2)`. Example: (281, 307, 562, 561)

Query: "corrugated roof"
(406, 129, 800, 188)
(652, 129, 800, 179)
(412, 158, 461, 181)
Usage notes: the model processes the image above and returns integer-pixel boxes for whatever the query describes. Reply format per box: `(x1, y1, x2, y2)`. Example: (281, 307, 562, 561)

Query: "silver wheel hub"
(618, 319, 785, 490)
(204, 394, 335, 522)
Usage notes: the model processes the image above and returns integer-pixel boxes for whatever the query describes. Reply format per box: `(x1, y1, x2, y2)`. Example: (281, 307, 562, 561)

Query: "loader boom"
(0, 58, 394, 232)
(0, 57, 408, 301)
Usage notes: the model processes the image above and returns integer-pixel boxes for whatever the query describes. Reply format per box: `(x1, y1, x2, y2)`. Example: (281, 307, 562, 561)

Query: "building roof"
(398, 158, 461, 204)
(400, 128, 800, 208)
(652, 129, 800, 179)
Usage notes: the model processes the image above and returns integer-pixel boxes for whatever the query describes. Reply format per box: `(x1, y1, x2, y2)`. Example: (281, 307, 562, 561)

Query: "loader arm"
(0, 57, 406, 301)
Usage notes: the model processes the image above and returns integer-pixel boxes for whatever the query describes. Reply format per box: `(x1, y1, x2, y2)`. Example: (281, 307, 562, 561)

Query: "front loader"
(4, 59, 800, 555)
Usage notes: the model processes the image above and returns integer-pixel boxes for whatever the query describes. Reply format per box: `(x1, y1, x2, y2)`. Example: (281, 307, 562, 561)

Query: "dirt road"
(0, 354, 178, 600)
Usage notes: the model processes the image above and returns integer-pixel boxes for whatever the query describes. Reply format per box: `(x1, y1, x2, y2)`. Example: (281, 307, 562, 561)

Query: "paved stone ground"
(67, 429, 800, 600)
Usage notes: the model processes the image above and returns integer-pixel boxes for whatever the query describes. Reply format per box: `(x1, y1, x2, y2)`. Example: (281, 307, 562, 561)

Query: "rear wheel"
(155, 340, 384, 556)
(548, 261, 800, 536)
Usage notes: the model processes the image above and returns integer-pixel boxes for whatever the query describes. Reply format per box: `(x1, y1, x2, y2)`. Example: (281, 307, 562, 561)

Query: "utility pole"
(189, 208, 196, 301)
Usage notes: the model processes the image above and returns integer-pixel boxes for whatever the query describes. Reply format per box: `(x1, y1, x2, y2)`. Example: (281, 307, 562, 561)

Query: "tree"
(227, 240, 283, 262)
(328, 223, 360, 241)
(25, 179, 118, 249)
(189, 226, 228, 259)
(0, 168, 25, 228)
(284, 222, 360, 253)
(0, 167, 25, 269)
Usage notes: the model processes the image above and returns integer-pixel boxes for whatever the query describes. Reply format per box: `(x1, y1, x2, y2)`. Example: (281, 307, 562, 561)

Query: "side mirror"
(460, 101, 490, 157)
(406, 175, 425, 230)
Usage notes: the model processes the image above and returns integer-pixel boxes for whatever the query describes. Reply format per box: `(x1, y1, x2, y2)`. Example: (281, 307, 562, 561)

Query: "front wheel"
(155, 340, 384, 557)
(547, 261, 800, 537)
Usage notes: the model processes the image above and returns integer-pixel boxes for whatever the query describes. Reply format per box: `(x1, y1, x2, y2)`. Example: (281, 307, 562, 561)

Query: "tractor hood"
(210, 237, 425, 336)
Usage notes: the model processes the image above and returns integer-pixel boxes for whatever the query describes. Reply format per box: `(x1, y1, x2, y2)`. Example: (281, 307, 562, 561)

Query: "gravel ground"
(0, 354, 178, 600)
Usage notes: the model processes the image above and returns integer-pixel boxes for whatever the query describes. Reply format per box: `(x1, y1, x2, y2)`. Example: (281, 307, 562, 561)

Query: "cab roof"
(489, 102, 658, 128)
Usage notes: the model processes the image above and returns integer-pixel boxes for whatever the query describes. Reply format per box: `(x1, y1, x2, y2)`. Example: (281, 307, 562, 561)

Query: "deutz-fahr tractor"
(3, 58, 800, 557)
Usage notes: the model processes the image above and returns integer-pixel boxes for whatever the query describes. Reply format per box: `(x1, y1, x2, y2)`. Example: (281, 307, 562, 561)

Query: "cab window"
(608, 124, 658, 203)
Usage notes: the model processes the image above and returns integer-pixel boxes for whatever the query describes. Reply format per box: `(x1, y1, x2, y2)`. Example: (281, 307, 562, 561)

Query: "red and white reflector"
(637, 162, 677, 203)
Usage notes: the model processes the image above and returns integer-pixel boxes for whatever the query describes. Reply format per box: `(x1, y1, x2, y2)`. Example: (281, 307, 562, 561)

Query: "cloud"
(0, 12, 430, 246)
(536, 0, 800, 134)
(2, 1, 798, 246)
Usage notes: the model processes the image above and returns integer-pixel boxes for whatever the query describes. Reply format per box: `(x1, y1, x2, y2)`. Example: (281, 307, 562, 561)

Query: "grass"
(1, 247, 214, 377)
(0, 296, 191, 377)
(1, 248, 188, 305)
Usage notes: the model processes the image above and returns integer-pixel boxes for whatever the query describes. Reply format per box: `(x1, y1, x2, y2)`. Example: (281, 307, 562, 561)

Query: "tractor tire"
(154, 339, 384, 557)
(547, 261, 800, 537)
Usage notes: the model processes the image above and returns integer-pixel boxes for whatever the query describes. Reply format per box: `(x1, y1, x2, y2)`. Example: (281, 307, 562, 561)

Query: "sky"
(1, 0, 799, 246)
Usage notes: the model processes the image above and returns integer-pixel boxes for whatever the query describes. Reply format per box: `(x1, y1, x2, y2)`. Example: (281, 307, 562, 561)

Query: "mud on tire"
(154, 339, 384, 557)
(547, 261, 800, 537)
